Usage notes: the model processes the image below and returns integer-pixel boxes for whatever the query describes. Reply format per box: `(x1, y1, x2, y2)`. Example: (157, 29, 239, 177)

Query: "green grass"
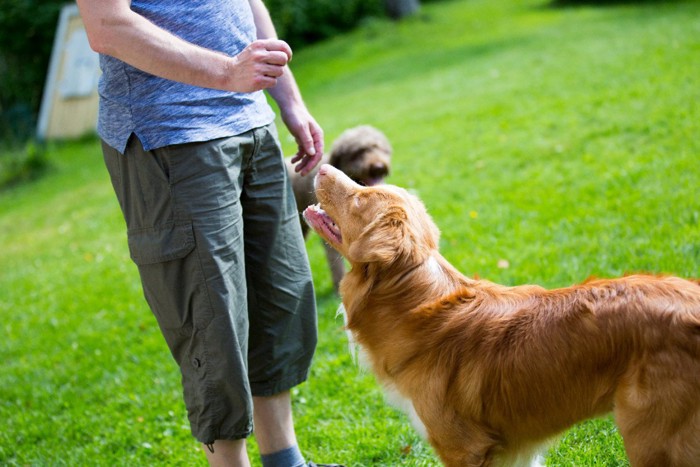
(2, 0, 699, 464)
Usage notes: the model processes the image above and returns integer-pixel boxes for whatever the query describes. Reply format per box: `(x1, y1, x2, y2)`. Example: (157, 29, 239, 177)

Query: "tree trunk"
(384, 0, 420, 19)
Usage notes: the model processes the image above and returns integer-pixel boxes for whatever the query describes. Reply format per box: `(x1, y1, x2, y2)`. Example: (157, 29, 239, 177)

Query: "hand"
(228, 39, 292, 93)
(283, 105, 324, 176)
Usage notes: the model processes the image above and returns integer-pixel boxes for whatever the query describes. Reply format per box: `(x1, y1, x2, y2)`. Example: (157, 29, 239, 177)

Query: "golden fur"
(287, 125, 392, 291)
(304, 164, 700, 467)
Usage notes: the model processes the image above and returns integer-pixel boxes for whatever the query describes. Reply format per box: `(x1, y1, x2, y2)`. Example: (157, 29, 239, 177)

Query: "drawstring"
(206, 442, 215, 453)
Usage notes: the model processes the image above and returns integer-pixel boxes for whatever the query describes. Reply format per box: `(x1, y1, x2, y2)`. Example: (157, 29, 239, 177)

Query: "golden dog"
(304, 164, 700, 467)
(287, 125, 391, 291)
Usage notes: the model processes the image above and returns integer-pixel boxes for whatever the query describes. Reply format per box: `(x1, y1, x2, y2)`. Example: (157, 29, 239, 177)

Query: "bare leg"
(202, 439, 251, 467)
(252, 391, 298, 455)
(201, 392, 299, 466)
(323, 241, 345, 293)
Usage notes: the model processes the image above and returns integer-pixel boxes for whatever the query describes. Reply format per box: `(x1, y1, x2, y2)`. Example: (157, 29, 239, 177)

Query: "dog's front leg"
(322, 241, 345, 293)
(426, 418, 501, 467)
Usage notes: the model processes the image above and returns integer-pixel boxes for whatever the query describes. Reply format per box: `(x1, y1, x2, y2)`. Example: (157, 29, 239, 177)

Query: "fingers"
(248, 39, 291, 75)
(233, 39, 293, 92)
(295, 151, 322, 176)
(254, 38, 293, 62)
(292, 122, 324, 176)
(310, 124, 324, 160)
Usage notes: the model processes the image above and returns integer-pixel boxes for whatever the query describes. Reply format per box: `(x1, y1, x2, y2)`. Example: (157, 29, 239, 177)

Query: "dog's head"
(328, 125, 392, 187)
(304, 165, 439, 268)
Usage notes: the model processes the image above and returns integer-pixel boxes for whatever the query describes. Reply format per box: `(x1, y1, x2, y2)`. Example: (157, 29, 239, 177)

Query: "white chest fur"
(336, 303, 428, 439)
(336, 303, 546, 467)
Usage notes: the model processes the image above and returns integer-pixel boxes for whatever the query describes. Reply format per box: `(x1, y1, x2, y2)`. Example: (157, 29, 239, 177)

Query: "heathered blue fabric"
(98, 0, 276, 153)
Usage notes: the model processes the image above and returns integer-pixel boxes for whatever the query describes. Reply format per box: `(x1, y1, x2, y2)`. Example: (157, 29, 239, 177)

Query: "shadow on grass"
(328, 36, 532, 95)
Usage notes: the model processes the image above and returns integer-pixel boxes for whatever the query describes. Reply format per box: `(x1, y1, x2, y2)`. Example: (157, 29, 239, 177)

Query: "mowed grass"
(2, 0, 699, 465)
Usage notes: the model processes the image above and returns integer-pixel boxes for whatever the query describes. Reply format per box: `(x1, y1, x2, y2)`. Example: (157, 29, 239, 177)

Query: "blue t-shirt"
(98, 0, 276, 153)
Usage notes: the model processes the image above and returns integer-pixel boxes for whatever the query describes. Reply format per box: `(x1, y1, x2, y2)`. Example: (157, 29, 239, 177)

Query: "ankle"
(260, 445, 305, 467)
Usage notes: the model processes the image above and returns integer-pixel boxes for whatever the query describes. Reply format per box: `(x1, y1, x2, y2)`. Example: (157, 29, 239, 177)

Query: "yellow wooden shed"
(37, 4, 100, 140)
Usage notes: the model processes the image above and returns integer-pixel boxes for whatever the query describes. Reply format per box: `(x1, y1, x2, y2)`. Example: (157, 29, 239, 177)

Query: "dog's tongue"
(363, 177, 384, 186)
(303, 205, 342, 244)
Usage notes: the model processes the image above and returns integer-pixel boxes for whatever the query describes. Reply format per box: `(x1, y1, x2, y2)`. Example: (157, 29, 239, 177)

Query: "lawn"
(1, 0, 699, 465)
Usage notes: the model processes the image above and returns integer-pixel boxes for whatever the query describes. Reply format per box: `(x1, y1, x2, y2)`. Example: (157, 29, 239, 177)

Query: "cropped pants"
(101, 124, 318, 444)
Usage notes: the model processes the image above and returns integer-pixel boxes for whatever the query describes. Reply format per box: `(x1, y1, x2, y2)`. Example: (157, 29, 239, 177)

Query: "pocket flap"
(128, 222, 195, 265)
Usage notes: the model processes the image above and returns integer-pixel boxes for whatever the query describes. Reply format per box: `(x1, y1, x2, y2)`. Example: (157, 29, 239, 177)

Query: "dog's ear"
(347, 206, 423, 265)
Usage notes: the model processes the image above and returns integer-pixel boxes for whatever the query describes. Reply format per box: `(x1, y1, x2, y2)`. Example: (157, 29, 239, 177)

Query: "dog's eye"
(350, 150, 364, 162)
(353, 195, 362, 209)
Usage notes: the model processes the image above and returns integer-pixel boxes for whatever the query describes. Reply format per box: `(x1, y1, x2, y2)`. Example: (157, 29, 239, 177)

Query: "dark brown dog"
(304, 164, 700, 467)
(286, 125, 392, 291)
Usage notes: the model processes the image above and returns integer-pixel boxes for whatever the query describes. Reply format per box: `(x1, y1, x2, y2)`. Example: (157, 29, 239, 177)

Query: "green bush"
(0, 0, 65, 143)
(0, 0, 385, 143)
(0, 140, 49, 189)
(264, 0, 385, 47)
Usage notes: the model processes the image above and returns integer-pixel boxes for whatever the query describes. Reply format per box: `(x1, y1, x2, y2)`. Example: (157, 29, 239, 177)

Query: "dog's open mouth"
(303, 204, 342, 245)
(360, 177, 383, 187)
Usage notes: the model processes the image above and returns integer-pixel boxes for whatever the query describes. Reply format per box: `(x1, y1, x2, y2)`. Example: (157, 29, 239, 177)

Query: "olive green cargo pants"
(102, 124, 317, 444)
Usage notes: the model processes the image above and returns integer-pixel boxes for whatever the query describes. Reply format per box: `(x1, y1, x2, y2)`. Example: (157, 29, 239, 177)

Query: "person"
(76, 1, 336, 466)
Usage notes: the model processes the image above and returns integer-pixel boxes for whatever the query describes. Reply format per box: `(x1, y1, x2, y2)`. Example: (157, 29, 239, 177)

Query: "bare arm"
(77, 0, 323, 174)
(247, 0, 324, 174)
(76, 0, 291, 93)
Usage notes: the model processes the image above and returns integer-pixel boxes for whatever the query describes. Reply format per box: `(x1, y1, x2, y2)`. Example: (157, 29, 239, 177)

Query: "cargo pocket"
(128, 221, 195, 265)
(127, 222, 213, 333)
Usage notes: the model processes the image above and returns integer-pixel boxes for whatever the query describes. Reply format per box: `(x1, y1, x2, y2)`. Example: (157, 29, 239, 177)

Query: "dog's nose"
(369, 163, 389, 178)
(318, 164, 332, 176)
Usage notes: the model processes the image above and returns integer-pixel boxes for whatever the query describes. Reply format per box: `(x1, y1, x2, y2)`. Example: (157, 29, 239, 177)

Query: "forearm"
(247, 0, 303, 111)
(248, 0, 279, 42)
(246, 0, 322, 166)
(77, 0, 237, 91)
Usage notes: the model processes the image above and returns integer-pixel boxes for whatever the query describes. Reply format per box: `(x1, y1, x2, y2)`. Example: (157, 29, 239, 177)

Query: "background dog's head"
(304, 165, 439, 268)
(328, 125, 392, 187)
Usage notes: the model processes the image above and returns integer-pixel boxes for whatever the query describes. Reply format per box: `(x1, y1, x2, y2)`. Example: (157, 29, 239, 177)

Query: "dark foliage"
(0, 0, 65, 142)
(0, 0, 426, 143)
(0, 140, 49, 190)
(264, 0, 385, 47)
